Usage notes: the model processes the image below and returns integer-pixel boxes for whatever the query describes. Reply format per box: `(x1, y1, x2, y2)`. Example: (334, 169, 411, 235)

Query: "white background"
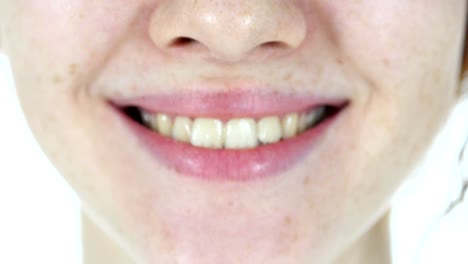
(0, 53, 467, 264)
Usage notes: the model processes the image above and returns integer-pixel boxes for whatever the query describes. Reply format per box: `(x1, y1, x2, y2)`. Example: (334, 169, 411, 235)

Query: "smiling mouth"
(111, 91, 349, 181)
(122, 104, 342, 150)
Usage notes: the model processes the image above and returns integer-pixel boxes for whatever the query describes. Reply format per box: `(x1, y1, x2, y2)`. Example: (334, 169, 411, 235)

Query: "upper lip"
(109, 87, 349, 119)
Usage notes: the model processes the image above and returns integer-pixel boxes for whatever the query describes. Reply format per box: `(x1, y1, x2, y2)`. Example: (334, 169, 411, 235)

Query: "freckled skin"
(1, 1, 467, 263)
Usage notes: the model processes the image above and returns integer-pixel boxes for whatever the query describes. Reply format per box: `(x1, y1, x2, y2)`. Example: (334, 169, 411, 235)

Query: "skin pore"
(1, 1, 467, 263)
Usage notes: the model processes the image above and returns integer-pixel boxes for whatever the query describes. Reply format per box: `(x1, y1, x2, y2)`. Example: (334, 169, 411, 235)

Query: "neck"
(335, 211, 392, 264)
(81, 211, 392, 264)
(81, 213, 135, 264)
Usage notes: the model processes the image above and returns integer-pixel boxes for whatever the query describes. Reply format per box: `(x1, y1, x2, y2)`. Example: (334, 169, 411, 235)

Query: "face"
(1, 0, 466, 263)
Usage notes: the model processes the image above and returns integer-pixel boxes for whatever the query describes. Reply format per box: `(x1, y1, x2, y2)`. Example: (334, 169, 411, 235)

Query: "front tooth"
(298, 107, 325, 133)
(172, 117, 192, 143)
(258, 116, 282, 144)
(282, 113, 298, 139)
(191, 118, 224, 149)
(225, 118, 258, 149)
(157, 113, 173, 136)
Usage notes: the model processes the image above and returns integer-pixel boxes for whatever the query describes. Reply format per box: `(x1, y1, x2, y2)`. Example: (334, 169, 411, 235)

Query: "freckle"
(160, 226, 175, 254)
(284, 216, 292, 226)
(69, 64, 78, 75)
(433, 73, 441, 85)
(316, 65, 324, 77)
(292, 232, 299, 242)
(336, 58, 344, 64)
(382, 58, 390, 66)
(284, 73, 292, 81)
(303, 176, 310, 186)
(52, 75, 63, 84)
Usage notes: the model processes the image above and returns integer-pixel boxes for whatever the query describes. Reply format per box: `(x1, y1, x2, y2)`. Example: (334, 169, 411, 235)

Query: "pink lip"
(112, 91, 347, 119)
(111, 92, 349, 182)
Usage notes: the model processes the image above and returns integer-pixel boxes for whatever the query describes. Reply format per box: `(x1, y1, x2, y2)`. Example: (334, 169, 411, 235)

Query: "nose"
(148, 0, 307, 62)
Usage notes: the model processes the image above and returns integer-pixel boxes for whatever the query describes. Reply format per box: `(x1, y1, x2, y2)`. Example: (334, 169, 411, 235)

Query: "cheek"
(5, 1, 143, 99)
(327, 0, 462, 155)
(327, 0, 464, 87)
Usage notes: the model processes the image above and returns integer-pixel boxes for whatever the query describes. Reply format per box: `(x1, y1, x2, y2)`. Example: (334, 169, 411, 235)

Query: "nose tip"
(149, 0, 307, 62)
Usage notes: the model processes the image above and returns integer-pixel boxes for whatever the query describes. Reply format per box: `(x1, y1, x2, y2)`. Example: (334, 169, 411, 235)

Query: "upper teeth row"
(141, 108, 326, 149)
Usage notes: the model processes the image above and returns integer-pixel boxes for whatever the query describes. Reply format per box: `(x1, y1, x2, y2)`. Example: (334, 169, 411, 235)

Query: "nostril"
(260, 41, 289, 50)
(170, 37, 197, 47)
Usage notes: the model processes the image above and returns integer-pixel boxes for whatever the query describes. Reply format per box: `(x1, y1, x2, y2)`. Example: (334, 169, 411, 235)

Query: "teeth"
(138, 106, 329, 149)
(172, 117, 192, 143)
(191, 118, 224, 149)
(225, 118, 258, 149)
(298, 107, 325, 133)
(258, 116, 282, 144)
(281, 113, 298, 139)
(142, 111, 158, 131)
(156, 113, 172, 136)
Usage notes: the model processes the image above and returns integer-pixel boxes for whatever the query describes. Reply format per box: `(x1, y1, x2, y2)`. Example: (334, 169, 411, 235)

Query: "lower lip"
(115, 106, 347, 182)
